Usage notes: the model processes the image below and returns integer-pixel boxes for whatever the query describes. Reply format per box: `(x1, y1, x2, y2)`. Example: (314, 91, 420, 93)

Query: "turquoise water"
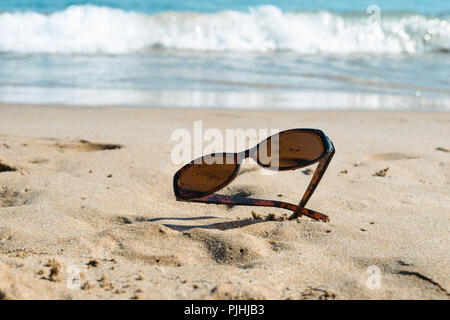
(0, 1, 449, 109)
(1, 0, 449, 14)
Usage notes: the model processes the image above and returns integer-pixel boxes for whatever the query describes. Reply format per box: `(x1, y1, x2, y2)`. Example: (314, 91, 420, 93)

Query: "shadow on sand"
(147, 216, 264, 231)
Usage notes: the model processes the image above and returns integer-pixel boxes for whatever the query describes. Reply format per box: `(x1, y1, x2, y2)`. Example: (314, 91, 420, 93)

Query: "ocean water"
(0, 1, 449, 109)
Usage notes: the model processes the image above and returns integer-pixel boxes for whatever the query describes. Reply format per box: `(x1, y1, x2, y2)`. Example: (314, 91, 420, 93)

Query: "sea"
(0, 0, 449, 110)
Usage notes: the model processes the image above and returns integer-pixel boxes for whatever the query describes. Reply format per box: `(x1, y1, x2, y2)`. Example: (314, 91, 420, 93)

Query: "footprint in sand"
(1, 136, 123, 173)
(1, 138, 123, 178)
(1, 136, 123, 166)
(368, 153, 419, 161)
(54, 139, 123, 153)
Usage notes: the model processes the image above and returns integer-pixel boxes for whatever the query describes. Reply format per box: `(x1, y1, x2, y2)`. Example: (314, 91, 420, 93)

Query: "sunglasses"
(173, 128, 335, 222)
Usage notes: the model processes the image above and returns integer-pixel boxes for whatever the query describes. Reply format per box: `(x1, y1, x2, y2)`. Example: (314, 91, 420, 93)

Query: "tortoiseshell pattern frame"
(173, 129, 335, 222)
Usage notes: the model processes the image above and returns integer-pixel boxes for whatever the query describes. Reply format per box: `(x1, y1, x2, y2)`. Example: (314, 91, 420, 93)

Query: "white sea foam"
(0, 5, 448, 54)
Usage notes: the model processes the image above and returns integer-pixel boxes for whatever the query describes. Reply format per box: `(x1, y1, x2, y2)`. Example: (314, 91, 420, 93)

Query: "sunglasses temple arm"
(187, 194, 329, 221)
(289, 150, 335, 220)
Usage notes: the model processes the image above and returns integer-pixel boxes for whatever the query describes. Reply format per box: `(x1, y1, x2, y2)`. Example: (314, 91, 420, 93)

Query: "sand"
(0, 103, 449, 300)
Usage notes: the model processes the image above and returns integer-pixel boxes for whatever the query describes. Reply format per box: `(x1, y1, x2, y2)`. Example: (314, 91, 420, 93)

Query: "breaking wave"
(0, 5, 448, 54)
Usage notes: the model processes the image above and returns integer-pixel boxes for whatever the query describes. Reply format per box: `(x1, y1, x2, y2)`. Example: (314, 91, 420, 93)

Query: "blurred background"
(0, 0, 449, 109)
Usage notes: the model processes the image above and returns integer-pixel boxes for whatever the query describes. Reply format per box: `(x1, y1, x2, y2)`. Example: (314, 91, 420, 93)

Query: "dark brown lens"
(176, 153, 238, 199)
(257, 130, 325, 169)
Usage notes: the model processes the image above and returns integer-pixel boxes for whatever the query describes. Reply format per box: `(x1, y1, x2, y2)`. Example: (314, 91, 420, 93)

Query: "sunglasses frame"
(173, 128, 335, 222)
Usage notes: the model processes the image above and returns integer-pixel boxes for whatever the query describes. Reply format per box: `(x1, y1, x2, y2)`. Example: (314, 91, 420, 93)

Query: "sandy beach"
(0, 103, 449, 299)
